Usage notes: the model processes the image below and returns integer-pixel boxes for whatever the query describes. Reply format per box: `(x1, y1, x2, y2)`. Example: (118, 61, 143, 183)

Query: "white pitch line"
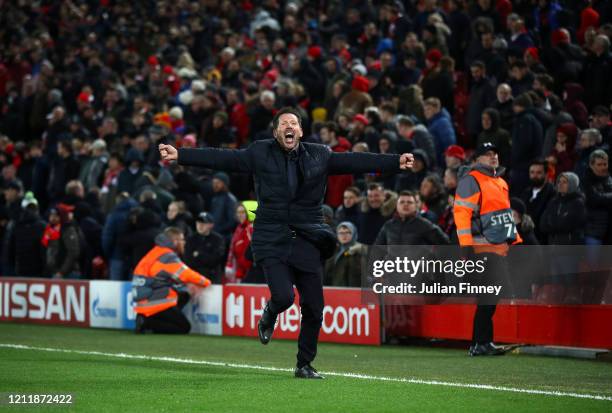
(1, 343, 611, 402)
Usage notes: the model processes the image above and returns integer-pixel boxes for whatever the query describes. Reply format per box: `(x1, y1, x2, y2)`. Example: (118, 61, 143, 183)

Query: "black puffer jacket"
(9, 210, 46, 276)
(540, 193, 586, 245)
(358, 190, 398, 245)
(582, 168, 612, 241)
(184, 231, 226, 284)
(120, 208, 162, 274)
(511, 109, 543, 170)
(374, 215, 450, 245)
(179, 139, 400, 261)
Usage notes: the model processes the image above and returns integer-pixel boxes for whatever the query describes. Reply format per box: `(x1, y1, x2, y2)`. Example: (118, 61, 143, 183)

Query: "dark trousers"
(143, 292, 191, 334)
(472, 252, 507, 344)
(261, 236, 324, 367)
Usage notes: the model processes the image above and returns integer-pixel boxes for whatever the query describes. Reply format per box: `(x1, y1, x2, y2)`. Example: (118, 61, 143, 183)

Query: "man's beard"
(530, 177, 545, 187)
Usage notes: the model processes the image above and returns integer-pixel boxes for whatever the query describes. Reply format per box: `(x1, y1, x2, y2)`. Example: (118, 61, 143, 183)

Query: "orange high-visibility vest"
(132, 245, 211, 317)
(454, 169, 522, 255)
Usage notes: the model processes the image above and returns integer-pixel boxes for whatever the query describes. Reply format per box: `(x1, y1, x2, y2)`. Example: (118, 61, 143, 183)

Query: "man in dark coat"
(7, 196, 46, 276)
(375, 191, 450, 245)
(510, 93, 543, 195)
(53, 203, 85, 279)
(540, 172, 586, 245)
(491, 83, 514, 133)
(591, 106, 612, 149)
(334, 186, 362, 231)
(518, 159, 555, 243)
(159, 107, 414, 379)
(358, 183, 398, 245)
(581, 150, 612, 245)
(396, 116, 437, 169)
(102, 193, 138, 280)
(466, 61, 496, 144)
(119, 206, 161, 275)
(208, 172, 238, 241)
(117, 148, 145, 195)
(184, 212, 226, 284)
(47, 141, 81, 203)
(583, 35, 612, 109)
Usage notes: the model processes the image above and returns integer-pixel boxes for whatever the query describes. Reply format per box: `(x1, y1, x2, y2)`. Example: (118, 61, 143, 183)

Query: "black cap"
(474, 142, 499, 158)
(592, 105, 610, 117)
(196, 212, 215, 224)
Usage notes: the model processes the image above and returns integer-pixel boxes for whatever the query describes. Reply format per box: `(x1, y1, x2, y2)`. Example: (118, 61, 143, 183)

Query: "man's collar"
(474, 163, 505, 177)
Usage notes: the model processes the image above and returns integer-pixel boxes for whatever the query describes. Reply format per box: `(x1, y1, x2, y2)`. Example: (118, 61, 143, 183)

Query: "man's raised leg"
(259, 258, 295, 344)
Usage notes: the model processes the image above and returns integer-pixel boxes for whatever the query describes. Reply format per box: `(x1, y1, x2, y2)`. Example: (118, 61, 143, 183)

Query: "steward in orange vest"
(132, 227, 211, 334)
(453, 142, 522, 356)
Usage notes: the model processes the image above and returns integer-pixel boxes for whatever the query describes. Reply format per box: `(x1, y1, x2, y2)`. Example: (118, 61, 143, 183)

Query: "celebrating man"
(160, 107, 414, 378)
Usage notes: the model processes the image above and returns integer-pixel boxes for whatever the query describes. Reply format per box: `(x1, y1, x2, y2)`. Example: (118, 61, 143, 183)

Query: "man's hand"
(159, 143, 178, 162)
(188, 284, 206, 301)
(399, 153, 415, 170)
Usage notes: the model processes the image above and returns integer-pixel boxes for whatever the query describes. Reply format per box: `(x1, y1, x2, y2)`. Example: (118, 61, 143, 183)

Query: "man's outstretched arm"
(327, 151, 414, 175)
(159, 144, 253, 172)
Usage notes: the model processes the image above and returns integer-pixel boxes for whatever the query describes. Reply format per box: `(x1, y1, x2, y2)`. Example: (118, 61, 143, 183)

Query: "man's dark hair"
(511, 60, 528, 70)
(367, 182, 384, 192)
(399, 190, 417, 199)
(529, 158, 547, 171)
(397, 115, 415, 127)
(272, 107, 303, 130)
(535, 73, 554, 90)
(470, 60, 486, 71)
(109, 151, 124, 165)
(513, 93, 533, 109)
(380, 102, 396, 115)
(321, 121, 337, 135)
(344, 186, 361, 197)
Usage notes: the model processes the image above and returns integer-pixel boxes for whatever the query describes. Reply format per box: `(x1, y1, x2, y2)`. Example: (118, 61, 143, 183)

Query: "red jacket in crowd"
(225, 220, 254, 282)
(325, 137, 353, 208)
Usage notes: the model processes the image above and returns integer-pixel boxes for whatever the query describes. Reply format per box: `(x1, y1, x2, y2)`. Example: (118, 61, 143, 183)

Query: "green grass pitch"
(0, 323, 610, 412)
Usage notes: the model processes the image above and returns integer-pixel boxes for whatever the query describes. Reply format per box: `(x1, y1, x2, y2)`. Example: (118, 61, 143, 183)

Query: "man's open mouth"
(284, 131, 295, 142)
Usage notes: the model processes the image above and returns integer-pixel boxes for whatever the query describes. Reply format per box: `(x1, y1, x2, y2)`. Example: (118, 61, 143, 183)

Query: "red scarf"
(41, 224, 61, 247)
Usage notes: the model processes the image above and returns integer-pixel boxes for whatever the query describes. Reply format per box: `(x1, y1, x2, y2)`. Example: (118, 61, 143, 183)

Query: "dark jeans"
(143, 292, 190, 334)
(472, 252, 507, 344)
(261, 235, 324, 367)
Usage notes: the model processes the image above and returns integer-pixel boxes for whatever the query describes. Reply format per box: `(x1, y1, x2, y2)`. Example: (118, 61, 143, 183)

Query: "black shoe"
(294, 364, 324, 379)
(257, 304, 275, 345)
(135, 314, 146, 334)
(469, 342, 506, 356)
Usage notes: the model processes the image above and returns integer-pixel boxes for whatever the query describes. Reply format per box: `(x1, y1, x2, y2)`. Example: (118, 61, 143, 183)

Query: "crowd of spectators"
(0, 1, 610, 291)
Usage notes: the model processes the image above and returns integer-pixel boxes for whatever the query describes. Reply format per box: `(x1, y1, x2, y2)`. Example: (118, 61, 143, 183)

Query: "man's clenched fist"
(399, 153, 415, 170)
(159, 144, 178, 162)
